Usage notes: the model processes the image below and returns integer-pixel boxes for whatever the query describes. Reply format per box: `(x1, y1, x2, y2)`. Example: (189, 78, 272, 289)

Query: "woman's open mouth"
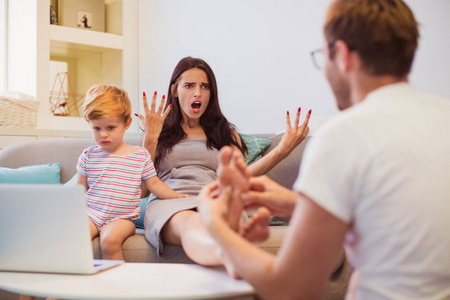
(191, 101, 202, 113)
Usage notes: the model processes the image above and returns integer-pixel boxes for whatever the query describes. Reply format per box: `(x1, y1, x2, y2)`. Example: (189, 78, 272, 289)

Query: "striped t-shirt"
(77, 145, 156, 228)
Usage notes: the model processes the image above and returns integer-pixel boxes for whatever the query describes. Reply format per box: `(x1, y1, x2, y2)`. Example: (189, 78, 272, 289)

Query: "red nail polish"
(308, 109, 312, 114)
(287, 111, 289, 115)
(169, 104, 172, 107)
(143, 92, 146, 97)
(298, 107, 301, 113)
(154, 91, 157, 96)
(134, 113, 139, 117)
(162, 95, 165, 99)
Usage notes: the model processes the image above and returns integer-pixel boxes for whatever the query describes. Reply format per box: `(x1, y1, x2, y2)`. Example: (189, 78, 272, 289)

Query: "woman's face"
(174, 68, 211, 122)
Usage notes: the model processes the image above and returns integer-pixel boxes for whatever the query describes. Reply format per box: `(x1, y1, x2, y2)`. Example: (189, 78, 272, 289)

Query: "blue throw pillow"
(0, 163, 61, 184)
(240, 133, 271, 164)
(136, 197, 149, 229)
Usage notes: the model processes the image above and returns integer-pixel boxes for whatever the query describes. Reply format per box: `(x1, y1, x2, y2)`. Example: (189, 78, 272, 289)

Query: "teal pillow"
(240, 134, 271, 164)
(0, 163, 61, 184)
(136, 197, 149, 229)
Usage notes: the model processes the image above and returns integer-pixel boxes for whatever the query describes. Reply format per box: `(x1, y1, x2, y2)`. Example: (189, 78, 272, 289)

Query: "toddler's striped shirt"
(77, 145, 156, 229)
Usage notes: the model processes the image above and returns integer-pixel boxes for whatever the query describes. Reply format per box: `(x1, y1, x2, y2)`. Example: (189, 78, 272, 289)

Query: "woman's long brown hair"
(154, 57, 247, 168)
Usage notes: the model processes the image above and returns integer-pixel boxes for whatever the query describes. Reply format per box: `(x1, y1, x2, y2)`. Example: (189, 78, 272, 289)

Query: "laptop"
(0, 184, 123, 274)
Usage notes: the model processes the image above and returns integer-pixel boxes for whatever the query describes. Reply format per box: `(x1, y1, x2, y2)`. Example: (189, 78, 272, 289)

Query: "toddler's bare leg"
(89, 218, 99, 240)
(99, 219, 135, 260)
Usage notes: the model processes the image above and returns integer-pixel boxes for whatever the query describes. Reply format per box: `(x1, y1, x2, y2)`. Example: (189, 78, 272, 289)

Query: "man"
(198, 0, 450, 299)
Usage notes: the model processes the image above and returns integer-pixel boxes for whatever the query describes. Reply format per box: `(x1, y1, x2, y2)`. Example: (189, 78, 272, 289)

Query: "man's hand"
(242, 175, 298, 217)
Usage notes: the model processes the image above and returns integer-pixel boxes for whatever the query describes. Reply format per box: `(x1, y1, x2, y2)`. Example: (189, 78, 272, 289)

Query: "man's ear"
(334, 40, 352, 72)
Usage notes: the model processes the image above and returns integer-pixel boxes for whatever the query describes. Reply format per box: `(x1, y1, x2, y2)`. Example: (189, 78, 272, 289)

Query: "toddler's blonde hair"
(83, 85, 131, 123)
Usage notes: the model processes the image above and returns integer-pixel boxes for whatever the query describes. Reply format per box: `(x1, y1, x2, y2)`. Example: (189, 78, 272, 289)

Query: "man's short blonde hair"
(83, 85, 132, 123)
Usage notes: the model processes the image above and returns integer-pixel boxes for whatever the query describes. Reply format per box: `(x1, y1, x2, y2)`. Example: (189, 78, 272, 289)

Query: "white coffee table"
(0, 263, 255, 299)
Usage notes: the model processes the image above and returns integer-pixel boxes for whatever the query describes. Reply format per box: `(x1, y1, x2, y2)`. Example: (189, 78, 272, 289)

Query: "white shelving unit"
(1, 0, 138, 147)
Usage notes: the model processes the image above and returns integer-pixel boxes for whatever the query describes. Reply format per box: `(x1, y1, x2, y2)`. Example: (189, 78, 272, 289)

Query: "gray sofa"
(0, 134, 350, 299)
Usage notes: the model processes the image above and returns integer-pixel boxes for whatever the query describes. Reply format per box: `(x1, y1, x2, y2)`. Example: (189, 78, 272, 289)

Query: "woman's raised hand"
(135, 91, 171, 137)
(277, 108, 311, 159)
(135, 91, 172, 157)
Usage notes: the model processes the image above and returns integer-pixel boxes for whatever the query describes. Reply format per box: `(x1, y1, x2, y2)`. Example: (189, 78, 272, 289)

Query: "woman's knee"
(161, 210, 201, 245)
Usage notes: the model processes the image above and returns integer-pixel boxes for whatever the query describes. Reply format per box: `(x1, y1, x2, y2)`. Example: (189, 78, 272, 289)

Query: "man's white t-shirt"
(294, 83, 450, 299)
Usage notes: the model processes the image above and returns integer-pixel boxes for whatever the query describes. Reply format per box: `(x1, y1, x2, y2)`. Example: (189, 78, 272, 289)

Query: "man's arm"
(199, 185, 347, 299)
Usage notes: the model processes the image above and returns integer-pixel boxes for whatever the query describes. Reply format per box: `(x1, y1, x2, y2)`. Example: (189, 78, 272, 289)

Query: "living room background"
(0, 0, 449, 137)
(137, 0, 450, 134)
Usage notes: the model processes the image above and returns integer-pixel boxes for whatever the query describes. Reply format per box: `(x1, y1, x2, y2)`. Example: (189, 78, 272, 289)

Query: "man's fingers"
(241, 191, 267, 208)
(202, 181, 219, 196)
(248, 177, 267, 192)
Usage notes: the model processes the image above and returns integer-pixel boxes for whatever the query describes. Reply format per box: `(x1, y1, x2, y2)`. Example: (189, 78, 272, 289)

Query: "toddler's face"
(89, 116, 130, 153)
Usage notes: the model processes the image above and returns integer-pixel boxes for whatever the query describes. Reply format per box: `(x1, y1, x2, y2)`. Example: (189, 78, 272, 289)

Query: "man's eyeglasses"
(310, 41, 355, 70)
(310, 48, 324, 70)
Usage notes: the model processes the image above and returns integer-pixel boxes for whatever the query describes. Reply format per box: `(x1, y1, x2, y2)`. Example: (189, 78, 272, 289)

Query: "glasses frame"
(310, 48, 324, 70)
(310, 41, 355, 70)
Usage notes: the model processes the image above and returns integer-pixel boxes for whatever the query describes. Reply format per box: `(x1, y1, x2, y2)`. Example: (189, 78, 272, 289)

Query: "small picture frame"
(59, 0, 105, 32)
(77, 11, 92, 29)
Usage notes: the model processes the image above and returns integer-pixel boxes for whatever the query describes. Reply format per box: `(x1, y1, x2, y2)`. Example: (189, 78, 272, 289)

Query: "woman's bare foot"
(218, 208, 271, 279)
(240, 207, 271, 243)
(217, 147, 249, 193)
(217, 146, 250, 231)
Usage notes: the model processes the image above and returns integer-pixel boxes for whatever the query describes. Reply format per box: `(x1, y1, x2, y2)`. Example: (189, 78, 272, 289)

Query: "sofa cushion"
(0, 163, 61, 184)
(136, 197, 148, 228)
(65, 173, 78, 185)
(240, 133, 271, 163)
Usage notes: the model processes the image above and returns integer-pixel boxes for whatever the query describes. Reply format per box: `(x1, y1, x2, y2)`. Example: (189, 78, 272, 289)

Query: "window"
(0, 0, 6, 92)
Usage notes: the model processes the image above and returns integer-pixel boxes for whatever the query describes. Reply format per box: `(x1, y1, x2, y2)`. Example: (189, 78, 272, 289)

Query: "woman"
(136, 56, 310, 266)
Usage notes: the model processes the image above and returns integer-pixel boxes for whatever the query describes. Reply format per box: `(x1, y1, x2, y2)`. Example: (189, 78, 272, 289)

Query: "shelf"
(0, 127, 140, 138)
(49, 24, 123, 51)
(3, 0, 137, 134)
(0, 127, 92, 138)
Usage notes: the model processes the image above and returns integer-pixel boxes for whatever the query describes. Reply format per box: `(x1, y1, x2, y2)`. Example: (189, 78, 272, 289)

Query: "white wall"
(138, 0, 450, 134)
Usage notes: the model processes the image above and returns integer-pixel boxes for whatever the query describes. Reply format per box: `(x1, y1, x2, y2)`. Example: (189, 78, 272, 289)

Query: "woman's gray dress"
(144, 139, 219, 255)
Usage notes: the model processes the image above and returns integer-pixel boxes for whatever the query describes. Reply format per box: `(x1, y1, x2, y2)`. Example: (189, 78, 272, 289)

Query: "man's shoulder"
(314, 106, 365, 138)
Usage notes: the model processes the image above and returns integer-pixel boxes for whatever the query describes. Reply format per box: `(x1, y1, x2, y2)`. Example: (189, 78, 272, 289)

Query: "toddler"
(77, 85, 184, 260)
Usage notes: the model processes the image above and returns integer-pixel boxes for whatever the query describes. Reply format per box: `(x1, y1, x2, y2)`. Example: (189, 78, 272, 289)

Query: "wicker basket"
(0, 97, 38, 129)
